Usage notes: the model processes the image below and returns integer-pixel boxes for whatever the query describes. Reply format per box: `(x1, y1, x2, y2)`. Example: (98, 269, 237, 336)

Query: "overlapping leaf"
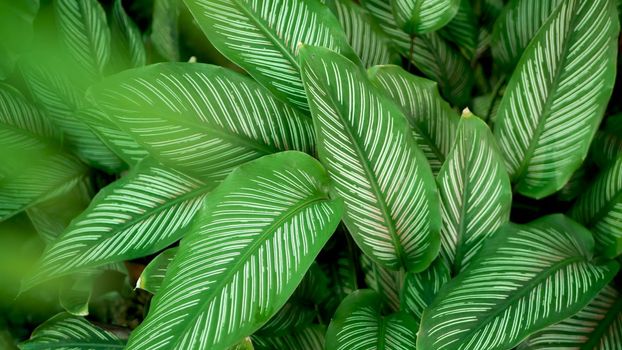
(418, 214, 620, 350)
(299, 45, 440, 272)
(151, 0, 180, 62)
(136, 247, 178, 294)
(126, 151, 343, 350)
(109, 0, 147, 70)
(440, 0, 478, 58)
(22, 159, 213, 290)
(18, 313, 125, 350)
(520, 284, 622, 349)
(494, 0, 619, 199)
(88, 62, 315, 180)
(368, 65, 459, 174)
(325, 290, 418, 350)
(437, 111, 511, 273)
(390, 0, 460, 35)
(360, 255, 403, 312)
(183, 0, 359, 112)
(401, 259, 449, 322)
(253, 325, 325, 350)
(570, 156, 622, 258)
(591, 114, 622, 168)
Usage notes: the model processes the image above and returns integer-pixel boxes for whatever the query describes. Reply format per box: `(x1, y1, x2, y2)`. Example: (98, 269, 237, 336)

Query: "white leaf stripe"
(569, 156, 622, 258)
(183, 0, 358, 112)
(437, 114, 512, 273)
(491, 0, 564, 70)
(391, 0, 460, 34)
(88, 63, 314, 179)
(0, 83, 60, 142)
(417, 215, 620, 350)
(55, 0, 110, 78)
(368, 65, 459, 174)
(300, 45, 440, 272)
(494, 0, 619, 199)
(18, 313, 125, 349)
(520, 285, 622, 350)
(333, 0, 396, 67)
(325, 290, 418, 350)
(126, 152, 342, 350)
(22, 160, 213, 290)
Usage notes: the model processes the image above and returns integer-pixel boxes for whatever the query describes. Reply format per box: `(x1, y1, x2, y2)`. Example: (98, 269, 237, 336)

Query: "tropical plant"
(0, 0, 621, 349)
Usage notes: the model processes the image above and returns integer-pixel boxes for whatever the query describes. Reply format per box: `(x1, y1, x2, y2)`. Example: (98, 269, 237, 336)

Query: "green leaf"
(18, 313, 125, 350)
(0, 0, 38, 79)
(230, 337, 255, 350)
(440, 0, 478, 58)
(88, 62, 315, 180)
(332, 0, 398, 67)
(417, 214, 620, 350)
(325, 289, 418, 350)
(361, 0, 473, 106)
(0, 84, 87, 221)
(151, 0, 180, 61)
(390, 0, 460, 35)
(126, 151, 343, 350)
(109, 0, 147, 71)
(184, 0, 359, 112)
(437, 110, 512, 273)
(299, 45, 440, 272)
(401, 259, 449, 321)
(59, 275, 93, 316)
(591, 113, 622, 169)
(252, 325, 325, 350)
(360, 254, 404, 312)
(55, 0, 111, 79)
(519, 284, 622, 350)
(491, 0, 563, 71)
(494, 0, 619, 199)
(136, 247, 178, 294)
(569, 156, 622, 258)
(368, 65, 460, 174)
(22, 159, 214, 291)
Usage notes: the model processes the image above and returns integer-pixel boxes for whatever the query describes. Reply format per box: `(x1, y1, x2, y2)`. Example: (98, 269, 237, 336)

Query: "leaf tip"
(461, 107, 474, 118)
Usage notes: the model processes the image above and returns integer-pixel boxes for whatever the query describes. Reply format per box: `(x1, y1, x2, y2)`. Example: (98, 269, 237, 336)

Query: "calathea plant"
(0, 0, 621, 349)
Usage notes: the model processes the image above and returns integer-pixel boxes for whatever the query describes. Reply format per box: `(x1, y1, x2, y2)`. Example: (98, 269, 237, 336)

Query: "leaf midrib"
(580, 290, 622, 350)
(171, 194, 330, 346)
(449, 128, 472, 273)
(457, 255, 585, 346)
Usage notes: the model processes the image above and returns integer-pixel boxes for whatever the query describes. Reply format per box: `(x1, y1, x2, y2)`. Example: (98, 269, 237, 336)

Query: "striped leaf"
(22, 159, 213, 291)
(401, 259, 449, 321)
(325, 289, 418, 350)
(0, 84, 87, 221)
(440, 0, 478, 58)
(109, 0, 146, 70)
(136, 247, 178, 294)
(126, 151, 343, 350)
(361, 254, 404, 312)
(368, 65, 460, 174)
(494, 0, 619, 199)
(437, 110, 512, 273)
(88, 63, 315, 180)
(55, 0, 110, 78)
(417, 214, 620, 350)
(183, 0, 359, 112)
(591, 114, 622, 169)
(390, 0, 460, 35)
(332, 0, 398, 67)
(18, 313, 125, 350)
(569, 156, 622, 258)
(299, 45, 440, 272)
(491, 0, 563, 71)
(361, 0, 473, 106)
(151, 0, 180, 62)
(252, 325, 325, 350)
(519, 284, 622, 350)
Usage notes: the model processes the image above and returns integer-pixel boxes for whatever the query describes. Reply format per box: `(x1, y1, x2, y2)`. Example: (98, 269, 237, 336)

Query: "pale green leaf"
(59, 275, 93, 316)
(368, 65, 459, 174)
(183, 0, 359, 112)
(126, 151, 343, 350)
(437, 111, 512, 273)
(136, 247, 178, 294)
(18, 313, 125, 350)
(417, 214, 620, 350)
(299, 45, 440, 272)
(390, 0, 460, 35)
(494, 0, 619, 199)
(151, 0, 180, 61)
(0, 0, 38, 79)
(325, 289, 418, 350)
(520, 284, 622, 350)
(569, 156, 622, 258)
(109, 0, 147, 70)
(88, 62, 315, 180)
